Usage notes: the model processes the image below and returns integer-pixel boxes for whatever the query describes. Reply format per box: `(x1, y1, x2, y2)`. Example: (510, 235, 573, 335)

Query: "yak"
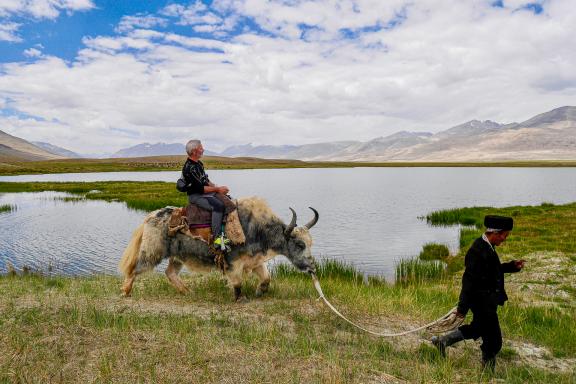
(119, 196, 319, 301)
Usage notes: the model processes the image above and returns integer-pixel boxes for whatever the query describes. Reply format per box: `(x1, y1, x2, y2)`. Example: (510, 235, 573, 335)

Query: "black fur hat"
(484, 215, 513, 231)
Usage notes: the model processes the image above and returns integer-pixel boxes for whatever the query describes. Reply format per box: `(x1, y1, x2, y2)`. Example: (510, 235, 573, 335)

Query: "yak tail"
(119, 224, 144, 276)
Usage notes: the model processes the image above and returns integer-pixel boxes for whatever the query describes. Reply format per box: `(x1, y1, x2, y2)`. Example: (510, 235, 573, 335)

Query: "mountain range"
(1, 106, 575, 162)
(0, 130, 66, 162)
(219, 106, 576, 162)
(110, 142, 218, 158)
(31, 142, 83, 158)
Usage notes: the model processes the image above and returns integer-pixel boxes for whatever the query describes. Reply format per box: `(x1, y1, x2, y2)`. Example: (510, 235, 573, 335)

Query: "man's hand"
(218, 186, 230, 195)
(514, 259, 526, 270)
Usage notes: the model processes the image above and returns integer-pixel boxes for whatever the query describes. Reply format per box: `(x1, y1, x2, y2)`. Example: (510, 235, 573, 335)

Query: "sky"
(0, 0, 575, 154)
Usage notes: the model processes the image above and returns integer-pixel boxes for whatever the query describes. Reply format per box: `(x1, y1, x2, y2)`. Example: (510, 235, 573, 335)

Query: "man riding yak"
(119, 139, 319, 301)
(180, 139, 231, 250)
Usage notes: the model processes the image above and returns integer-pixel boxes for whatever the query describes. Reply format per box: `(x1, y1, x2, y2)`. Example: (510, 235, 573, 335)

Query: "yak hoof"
(120, 291, 131, 298)
(255, 283, 269, 298)
(235, 295, 249, 303)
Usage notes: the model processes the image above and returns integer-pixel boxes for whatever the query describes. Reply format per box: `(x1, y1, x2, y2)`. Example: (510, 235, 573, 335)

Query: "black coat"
(181, 159, 210, 195)
(457, 237, 520, 315)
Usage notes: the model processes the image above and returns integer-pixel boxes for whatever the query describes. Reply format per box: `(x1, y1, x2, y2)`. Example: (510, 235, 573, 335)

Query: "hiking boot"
(431, 336, 446, 357)
(482, 357, 496, 374)
(431, 329, 464, 357)
(213, 234, 231, 252)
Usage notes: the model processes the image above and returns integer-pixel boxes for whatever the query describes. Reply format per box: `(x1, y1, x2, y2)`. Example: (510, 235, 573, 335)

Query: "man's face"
(194, 144, 204, 158)
(491, 230, 510, 246)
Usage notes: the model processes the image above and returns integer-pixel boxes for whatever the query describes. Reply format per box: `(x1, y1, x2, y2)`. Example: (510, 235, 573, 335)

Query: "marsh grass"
(425, 207, 484, 227)
(0, 181, 189, 211)
(427, 202, 576, 258)
(395, 258, 447, 285)
(0, 203, 15, 213)
(419, 243, 450, 260)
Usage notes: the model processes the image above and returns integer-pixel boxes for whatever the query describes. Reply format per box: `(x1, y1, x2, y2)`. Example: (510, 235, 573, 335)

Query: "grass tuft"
(395, 258, 446, 285)
(0, 203, 16, 213)
(419, 243, 450, 261)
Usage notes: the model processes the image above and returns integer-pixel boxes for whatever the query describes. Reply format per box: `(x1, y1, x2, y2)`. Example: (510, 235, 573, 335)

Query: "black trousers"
(188, 193, 225, 236)
(458, 306, 502, 361)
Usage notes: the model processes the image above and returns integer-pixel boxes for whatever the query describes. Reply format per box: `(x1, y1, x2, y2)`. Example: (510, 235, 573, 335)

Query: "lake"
(1, 167, 575, 280)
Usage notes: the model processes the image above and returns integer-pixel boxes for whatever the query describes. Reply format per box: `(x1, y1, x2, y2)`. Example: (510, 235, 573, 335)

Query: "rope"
(311, 273, 464, 337)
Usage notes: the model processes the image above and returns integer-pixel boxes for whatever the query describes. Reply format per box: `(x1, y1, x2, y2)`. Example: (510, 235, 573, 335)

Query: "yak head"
(283, 207, 319, 274)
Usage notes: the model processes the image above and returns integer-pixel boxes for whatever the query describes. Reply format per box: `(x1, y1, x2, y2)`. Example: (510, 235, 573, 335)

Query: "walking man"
(432, 215, 525, 372)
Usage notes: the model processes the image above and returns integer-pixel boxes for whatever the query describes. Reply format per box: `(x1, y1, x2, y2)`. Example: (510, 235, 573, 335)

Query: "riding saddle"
(168, 193, 245, 245)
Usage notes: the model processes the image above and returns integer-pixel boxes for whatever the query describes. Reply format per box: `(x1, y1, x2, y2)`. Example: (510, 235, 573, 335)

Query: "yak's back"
(237, 197, 279, 224)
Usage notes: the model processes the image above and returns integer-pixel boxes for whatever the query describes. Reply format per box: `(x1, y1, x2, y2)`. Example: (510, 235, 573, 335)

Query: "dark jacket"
(457, 237, 520, 315)
(181, 159, 210, 195)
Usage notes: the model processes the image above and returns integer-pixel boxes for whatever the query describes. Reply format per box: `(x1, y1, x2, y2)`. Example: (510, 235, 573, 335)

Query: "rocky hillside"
(32, 142, 82, 158)
(221, 106, 576, 162)
(0, 130, 67, 161)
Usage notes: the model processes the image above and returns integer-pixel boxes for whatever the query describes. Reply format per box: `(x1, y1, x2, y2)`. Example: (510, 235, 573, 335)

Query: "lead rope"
(311, 273, 463, 337)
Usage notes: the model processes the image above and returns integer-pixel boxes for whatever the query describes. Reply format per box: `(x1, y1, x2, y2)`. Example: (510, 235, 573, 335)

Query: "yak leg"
(227, 261, 248, 303)
(253, 264, 271, 298)
(165, 258, 189, 294)
(121, 272, 136, 297)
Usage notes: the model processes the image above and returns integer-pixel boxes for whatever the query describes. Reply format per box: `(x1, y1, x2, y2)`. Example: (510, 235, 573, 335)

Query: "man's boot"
(431, 329, 464, 357)
(482, 356, 496, 374)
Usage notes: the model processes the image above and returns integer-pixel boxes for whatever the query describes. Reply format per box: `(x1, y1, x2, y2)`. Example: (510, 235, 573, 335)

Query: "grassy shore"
(1, 155, 576, 175)
(1, 182, 575, 382)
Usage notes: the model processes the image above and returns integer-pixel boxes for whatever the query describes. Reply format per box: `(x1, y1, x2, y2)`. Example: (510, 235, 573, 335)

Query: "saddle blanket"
(168, 194, 245, 245)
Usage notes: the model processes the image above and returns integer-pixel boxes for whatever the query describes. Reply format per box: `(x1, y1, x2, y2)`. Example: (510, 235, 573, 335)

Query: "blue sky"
(0, 0, 574, 154)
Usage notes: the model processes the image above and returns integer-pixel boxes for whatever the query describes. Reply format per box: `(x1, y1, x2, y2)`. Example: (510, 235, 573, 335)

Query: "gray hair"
(185, 140, 202, 156)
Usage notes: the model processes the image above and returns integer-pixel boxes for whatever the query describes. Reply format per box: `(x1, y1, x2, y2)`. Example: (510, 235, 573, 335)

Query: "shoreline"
(1, 182, 575, 382)
(2, 156, 576, 176)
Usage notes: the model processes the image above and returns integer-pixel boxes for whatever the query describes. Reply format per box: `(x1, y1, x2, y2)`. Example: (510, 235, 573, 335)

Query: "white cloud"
(0, 21, 21, 42)
(117, 15, 168, 33)
(0, 0, 94, 41)
(1, 0, 575, 154)
(0, 0, 94, 19)
(23, 47, 43, 57)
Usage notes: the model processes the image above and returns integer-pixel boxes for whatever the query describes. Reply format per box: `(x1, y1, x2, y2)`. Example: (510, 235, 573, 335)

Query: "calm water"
(1, 168, 575, 279)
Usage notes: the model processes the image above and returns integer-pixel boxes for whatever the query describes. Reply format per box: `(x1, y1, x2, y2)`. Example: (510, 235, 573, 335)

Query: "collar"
(481, 233, 496, 253)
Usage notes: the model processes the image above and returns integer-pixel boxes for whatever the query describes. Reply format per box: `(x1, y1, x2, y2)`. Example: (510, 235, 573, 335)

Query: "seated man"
(181, 139, 230, 249)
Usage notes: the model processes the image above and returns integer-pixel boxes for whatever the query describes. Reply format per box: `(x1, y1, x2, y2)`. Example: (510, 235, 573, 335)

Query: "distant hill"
(220, 141, 358, 160)
(32, 142, 83, 158)
(110, 142, 218, 158)
(0, 130, 67, 161)
(220, 106, 576, 162)
(3, 106, 574, 164)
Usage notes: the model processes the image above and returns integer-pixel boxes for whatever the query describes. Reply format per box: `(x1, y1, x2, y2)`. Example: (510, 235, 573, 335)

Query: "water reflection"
(0, 192, 146, 276)
(1, 167, 575, 279)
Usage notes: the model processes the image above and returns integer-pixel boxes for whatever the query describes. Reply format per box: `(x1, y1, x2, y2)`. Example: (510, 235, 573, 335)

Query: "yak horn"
(304, 207, 319, 230)
(284, 207, 297, 237)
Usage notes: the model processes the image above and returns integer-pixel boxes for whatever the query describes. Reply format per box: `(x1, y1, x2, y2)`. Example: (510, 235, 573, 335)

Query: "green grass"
(419, 243, 450, 261)
(395, 258, 447, 285)
(0, 181, 189, 212)
(0, 203, 15, 213)
(1, 269, 574, 383)
(426, 202, 576, 258)
(425, 207, 485, 227)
